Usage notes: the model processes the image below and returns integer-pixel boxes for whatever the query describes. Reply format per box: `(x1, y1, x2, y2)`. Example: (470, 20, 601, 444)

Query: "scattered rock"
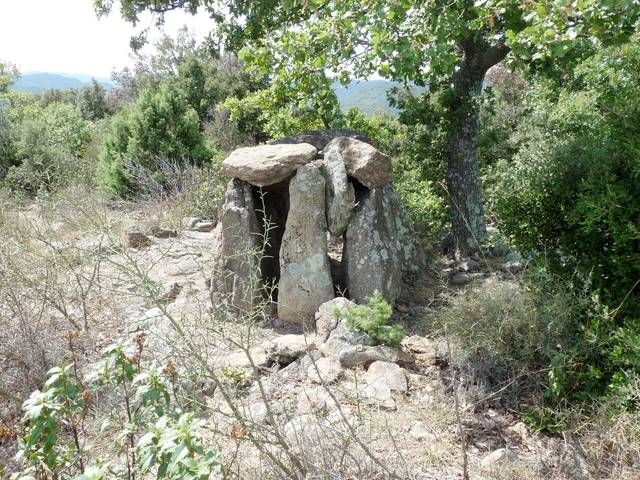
(278, 164, 335, 326)
(325, 137, 392, 188)
(306, 356, 344, 384)
(315, 297, 355, 342)
(365, 361, 407, 392)
(361, 378, 396, 410)
(321, 141, 356, 236)
(481, 448, 518, 468)
(449, 272, 472, 286)
(150, 226, 178, 238)
(458, 258, 481, 272)
(338, 344, 410, 369)
(408, 422, 436, 442)
(401, 335, 437, 365)
(192, 220, 216, 232)
(223, 347, 270, 370)
(489, 241, 510, 258)
(265, 334, 315, 364)
(344, 185, 424, 304)
(503, 261, 524, 274)
(126, 307, 166, 331)
(182, 217, 201, 229)
(77, 233, 117, 255)
(297, 386, 334, 414)
(319, 336, 350, 359)
(159, 282, 182, 304)
(222, 143, 317, 187)
(210, 179, 262, 311)
(284, 414, 314, 442)
(246, 401, 269, 424)
(121, 227, 151, 248)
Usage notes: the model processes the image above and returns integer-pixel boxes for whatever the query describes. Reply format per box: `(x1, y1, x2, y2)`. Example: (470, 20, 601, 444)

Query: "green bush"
(12, 338, 219, 480)
(98, 83, 211, 197)
(493, 43, 640, 304)
(336, 292, 405, 347)
(0, 101, 15, 179)
(491, 42, 640, 407)
(2, 101, 93, 194)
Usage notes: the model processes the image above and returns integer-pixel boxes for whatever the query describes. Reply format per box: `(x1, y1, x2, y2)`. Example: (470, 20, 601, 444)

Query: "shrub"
(490, 43, 640, 403)
(393, 157, 449, 243)
(436, 265, 620, 433)
(12, 338, 220, 480)
(98, 83, 211, 197)
(0, 101, 15, 179)
(493, 43, 640, 305)
(336, 292, 405, 347)
(3, 101, 93, 194)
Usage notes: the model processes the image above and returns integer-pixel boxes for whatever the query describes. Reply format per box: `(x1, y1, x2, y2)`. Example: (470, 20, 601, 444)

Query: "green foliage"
(16, 364, 87, 478)
(98, 83, 211, 196)
(343, 108, 402, 156)
(336, 292, 405, 347)
(490, 42, 640, 410)
(343, 108, 448, 241)
(78, 79, 111, 121)
(2, 101, 93, 194)
(493, 42, 640, 304)
(224, 72, 342, 139)
(394, 162, 449, 243)
(0, 60, 19, 94)
(0, 101, 15, 178)
(13, 338, 220, 479)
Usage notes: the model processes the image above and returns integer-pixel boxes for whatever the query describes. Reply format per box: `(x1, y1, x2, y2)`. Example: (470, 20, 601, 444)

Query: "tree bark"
(445, 40, 508, 254)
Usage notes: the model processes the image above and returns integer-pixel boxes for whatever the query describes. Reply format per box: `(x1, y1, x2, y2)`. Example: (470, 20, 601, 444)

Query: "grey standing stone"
(321, 142, 355, 236)
(344, 184, 424, 304)
(278, 164, 335, 326)
(210, 179, 262, 311)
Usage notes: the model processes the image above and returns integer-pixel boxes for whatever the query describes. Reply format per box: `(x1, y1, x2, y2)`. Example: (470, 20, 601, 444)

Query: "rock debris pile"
(210, 132, 424, 326)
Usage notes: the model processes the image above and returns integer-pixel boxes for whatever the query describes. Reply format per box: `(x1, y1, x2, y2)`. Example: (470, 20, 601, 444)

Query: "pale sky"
(0, 0, 213, 78)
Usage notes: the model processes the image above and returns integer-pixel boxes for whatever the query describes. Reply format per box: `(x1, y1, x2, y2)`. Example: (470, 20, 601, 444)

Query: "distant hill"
(334, 80, 425, 116)
(11, 73, 113, 94)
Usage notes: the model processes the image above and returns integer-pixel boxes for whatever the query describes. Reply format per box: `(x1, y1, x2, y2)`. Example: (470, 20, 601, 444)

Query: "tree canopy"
(95, 0, 640, 252)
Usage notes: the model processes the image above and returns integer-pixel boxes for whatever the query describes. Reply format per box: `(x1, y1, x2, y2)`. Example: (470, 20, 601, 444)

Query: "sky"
(0, 0, 213, 78)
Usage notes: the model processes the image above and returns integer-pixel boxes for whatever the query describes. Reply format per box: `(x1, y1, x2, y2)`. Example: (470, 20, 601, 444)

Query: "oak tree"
(95, 0, 640, 252)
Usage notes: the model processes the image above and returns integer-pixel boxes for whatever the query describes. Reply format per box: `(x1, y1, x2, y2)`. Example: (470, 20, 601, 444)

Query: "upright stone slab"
(278, 164, 335, 326)
(210, 179, 262, 311)
(344, 184, 424, 304)
(321, 141, 355, 236)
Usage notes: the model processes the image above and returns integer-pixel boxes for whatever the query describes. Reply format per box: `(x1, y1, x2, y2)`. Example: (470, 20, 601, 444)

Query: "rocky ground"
(0, 197, 626, 479)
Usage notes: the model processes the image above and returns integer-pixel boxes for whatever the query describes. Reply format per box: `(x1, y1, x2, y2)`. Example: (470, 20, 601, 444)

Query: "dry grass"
(1, 187, 638, 479)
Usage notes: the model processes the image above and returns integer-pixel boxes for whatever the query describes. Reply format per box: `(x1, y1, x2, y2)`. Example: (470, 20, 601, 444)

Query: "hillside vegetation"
(1, 4, 640, 479)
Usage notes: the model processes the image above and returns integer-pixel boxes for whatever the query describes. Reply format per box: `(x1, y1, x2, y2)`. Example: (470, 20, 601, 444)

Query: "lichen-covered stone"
(324, 137, 392, 188)
(344, 184, 424, 304)
(222, 143, 317, 187)
(315, 297, 355, 342)
(278, 164, 335, 326)
(321, 143, 355, 236)
(210, 179, 262, 311)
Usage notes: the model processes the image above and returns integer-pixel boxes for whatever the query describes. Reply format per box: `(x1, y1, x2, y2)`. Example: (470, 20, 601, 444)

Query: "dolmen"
(210, 131, 424, 328)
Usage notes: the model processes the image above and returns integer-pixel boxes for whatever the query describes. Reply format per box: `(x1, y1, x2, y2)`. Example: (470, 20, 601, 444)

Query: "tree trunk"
(445, 40, 508, 254)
